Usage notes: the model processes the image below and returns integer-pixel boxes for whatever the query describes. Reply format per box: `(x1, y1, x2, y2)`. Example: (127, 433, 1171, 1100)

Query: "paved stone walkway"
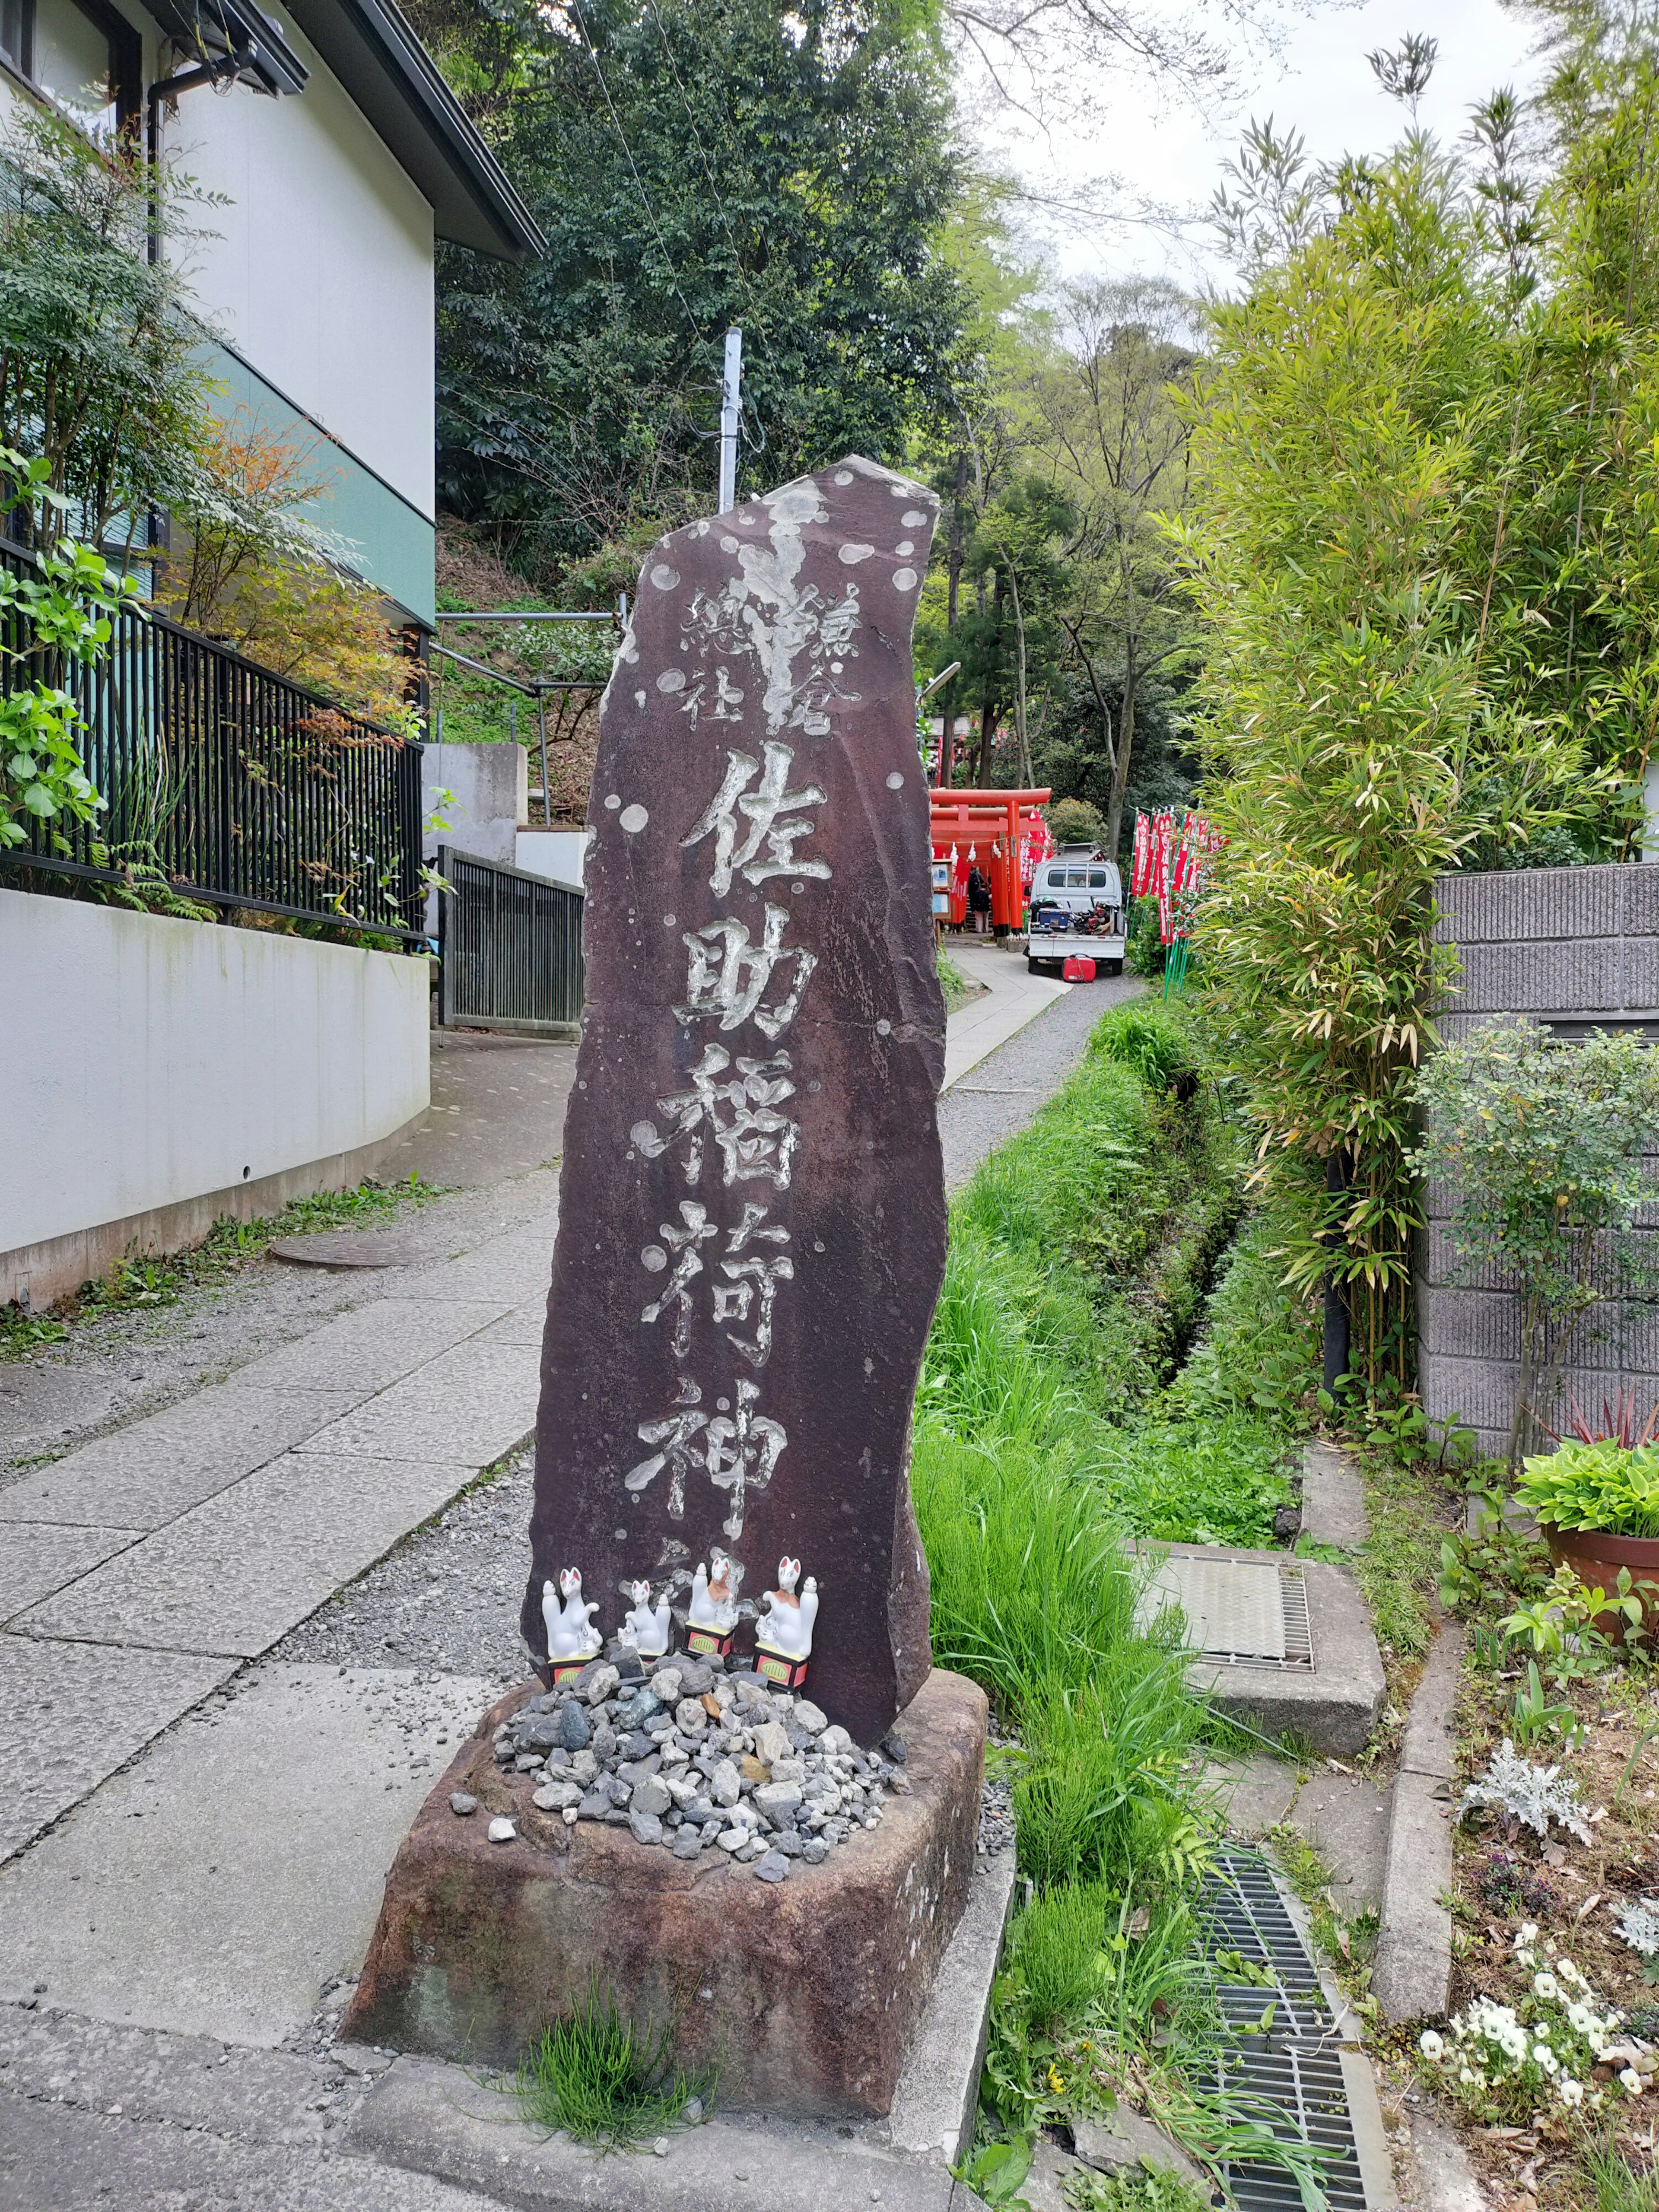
(0, 959, 1112, 2208)
(0, 1210, 551, 1867)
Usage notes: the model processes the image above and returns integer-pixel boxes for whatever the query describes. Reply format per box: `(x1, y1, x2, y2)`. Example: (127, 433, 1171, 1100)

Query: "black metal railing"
(0, 535, 426, 941)
(438, 845, 584, 1034)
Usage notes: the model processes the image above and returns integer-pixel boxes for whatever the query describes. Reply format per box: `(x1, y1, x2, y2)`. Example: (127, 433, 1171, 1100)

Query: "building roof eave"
(281, 0, 545, 262)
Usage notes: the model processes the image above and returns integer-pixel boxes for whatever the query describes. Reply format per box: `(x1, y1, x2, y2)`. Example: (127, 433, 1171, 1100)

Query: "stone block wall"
(1419, 864, 1659, 1457)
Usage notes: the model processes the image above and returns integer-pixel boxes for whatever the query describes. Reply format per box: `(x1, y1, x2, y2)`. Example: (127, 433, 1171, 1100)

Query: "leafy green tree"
(417, 0, 973, 576)
(0, 104, 215, 557)
(1028, 281, 1201, 858)
(924, 471, 1072, 785)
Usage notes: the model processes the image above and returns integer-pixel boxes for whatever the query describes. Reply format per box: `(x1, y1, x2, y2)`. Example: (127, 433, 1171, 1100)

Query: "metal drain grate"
(1203, 1845, 1334, 2041)
(1139, 1560, 1315, 1672)
(1209, 2043, 1369, 2212)
(1198, 1848, 1369, 2212)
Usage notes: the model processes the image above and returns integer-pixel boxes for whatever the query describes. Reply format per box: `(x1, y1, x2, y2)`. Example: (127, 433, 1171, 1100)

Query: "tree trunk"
(1105, 628, 1137, 861)
(975, 571, 1005, 786)
(947, 450, 966, 629)
(936, 450, 968, 787)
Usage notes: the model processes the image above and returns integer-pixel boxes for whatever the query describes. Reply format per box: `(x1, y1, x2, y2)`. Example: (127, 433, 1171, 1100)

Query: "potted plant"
(1514, 1408, 1659, 1644)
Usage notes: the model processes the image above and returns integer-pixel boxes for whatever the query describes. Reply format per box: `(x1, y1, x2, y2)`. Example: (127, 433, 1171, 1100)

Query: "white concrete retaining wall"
(515, 829, 587, 888)
(0, 889, 430, 1308)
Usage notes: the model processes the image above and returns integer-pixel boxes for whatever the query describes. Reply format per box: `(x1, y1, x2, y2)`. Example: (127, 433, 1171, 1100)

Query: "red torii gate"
(929, 788, 1051, 932)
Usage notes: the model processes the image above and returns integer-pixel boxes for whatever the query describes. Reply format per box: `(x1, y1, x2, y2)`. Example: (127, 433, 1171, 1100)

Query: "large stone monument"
(344, 460, 988, 2117)
(522, 454, 946, 1741)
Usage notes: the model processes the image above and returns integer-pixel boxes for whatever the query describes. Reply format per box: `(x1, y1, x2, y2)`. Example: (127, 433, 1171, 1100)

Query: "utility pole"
(717, 327, 743, 515)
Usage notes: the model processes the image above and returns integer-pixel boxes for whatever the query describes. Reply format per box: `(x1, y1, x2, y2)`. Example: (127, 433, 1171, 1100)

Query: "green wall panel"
(204, 343, 435, 627)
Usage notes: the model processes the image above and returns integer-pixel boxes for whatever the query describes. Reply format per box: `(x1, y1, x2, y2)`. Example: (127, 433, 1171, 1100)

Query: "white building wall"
(0, 891, 430, 1302)
(157, 8, 436, 519)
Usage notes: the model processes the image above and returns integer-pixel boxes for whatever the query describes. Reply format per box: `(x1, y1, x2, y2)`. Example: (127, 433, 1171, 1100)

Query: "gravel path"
(938, 969, 1141, 1189)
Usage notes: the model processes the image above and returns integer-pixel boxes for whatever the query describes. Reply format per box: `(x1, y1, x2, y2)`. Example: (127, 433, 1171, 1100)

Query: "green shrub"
(1048, 797, 1106, 848)
(1516, 1440, 1659, 1538)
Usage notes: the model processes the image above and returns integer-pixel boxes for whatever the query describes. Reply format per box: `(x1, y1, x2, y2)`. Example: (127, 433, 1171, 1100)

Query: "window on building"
(0, 0, 140, 138)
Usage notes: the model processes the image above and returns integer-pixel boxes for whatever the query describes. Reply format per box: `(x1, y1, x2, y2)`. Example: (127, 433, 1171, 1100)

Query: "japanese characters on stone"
(623, 533, 849, 1546)
(524, 457, 947, 1740)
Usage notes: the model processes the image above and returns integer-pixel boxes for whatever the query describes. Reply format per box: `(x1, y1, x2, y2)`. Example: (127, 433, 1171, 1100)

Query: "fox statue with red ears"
(755, 1556, 818, 1688)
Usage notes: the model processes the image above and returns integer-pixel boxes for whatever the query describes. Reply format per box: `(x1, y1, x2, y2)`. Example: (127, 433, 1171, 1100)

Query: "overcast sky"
(971, 0, 1548, 292)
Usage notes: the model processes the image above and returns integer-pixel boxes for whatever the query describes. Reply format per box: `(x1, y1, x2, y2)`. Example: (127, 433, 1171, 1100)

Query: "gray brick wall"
(1419, 864, 1659, 1456)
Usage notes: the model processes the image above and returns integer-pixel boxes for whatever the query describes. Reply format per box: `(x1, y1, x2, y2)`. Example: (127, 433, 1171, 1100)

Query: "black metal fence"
(0, 535, 426, 941)
(437, 845, 584, 1035)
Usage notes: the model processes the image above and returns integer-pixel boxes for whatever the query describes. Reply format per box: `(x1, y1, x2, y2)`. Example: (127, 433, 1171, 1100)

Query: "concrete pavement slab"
(0, 2092, 515, 2212)
(397, 1233, 555, 1307)
(350, 2054, 984, 2212)
(0, 1384, 359, 1530)
(1301, 1443, 1370, 1549)
(0, 1522, 141, 1625)
(229, 1299, 514, 1395)
(0, 1664, 494, 2045)
(360, 1340, 541, 1416)
(942, 940, 1069, 1090)
(16, 1451, 479, 1656)
(0, 2003, 368, 2144)
(1374, 1620, 1463, 2024)
(468, 1303, 548, 1349)
(293, 1370, 538, 1472)
(0, 1634, 237, 1863)
(1289, 1771, 1394, 1916)
(1211, 1751, 1301, 1836)
(1372, 1770, 1456, 2024)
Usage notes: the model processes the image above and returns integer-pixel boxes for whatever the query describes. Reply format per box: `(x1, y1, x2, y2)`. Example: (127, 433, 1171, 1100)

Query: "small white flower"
(1535, 2047, 1559, 2074)
(1459, 2067, 1475, 2085)
(1560, 2079, 1584, 2107)
(1534, 1971, 1559, 1999)
(1518, 1923, 1540, 1945)
(1420, 2031, 1446, 2060)
(1621, 2069, 1643, 2094)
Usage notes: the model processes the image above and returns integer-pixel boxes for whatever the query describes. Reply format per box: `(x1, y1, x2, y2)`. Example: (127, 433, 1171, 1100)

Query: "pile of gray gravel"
(461, 1651, 912, 1883)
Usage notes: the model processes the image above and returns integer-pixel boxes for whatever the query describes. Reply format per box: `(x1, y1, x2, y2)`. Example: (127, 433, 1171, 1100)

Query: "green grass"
(513, 1985, 709, 2148)
(0, 1174, 442, 1357)
(916, 1424, 1213, 1889)
(1577, 2136, 1659, 2212)
(939, 950, 976, 1015)
(1166, 1217, 1321, 1425)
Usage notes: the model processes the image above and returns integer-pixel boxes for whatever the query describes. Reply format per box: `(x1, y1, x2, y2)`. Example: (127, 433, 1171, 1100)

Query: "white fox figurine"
(756, 1556, 818, 1662)
(542, 1567, 601, 1664)
(689, 1549, 741, 1633)
(619, 1579, 672, 1658)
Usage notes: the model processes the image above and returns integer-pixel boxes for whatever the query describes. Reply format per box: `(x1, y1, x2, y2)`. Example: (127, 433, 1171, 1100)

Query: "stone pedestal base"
(342, 1669, 988, 2120)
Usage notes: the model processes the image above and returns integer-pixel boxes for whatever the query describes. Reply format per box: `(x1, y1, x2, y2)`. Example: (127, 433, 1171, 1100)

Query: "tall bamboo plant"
(1173, 153, 1535, 1389)
(1173, 13, 1659, 1397)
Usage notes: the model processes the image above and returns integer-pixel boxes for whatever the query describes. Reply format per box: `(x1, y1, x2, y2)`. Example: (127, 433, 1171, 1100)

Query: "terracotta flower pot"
(1544, 1525, 1659, 1646)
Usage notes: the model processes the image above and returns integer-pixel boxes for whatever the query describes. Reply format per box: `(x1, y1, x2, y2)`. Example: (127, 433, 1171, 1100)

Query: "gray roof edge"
(288, 0, 545, 261)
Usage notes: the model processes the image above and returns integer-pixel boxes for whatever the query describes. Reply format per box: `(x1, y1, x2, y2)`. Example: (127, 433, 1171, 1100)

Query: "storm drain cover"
(1197, 1847, 1370, 2212)
(1137, 1557, 1313, 1669)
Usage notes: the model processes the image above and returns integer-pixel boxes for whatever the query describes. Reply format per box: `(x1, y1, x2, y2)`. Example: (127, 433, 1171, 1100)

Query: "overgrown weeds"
(513, 1986, 709, 2149)
(0, 1174, 441, 1357)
